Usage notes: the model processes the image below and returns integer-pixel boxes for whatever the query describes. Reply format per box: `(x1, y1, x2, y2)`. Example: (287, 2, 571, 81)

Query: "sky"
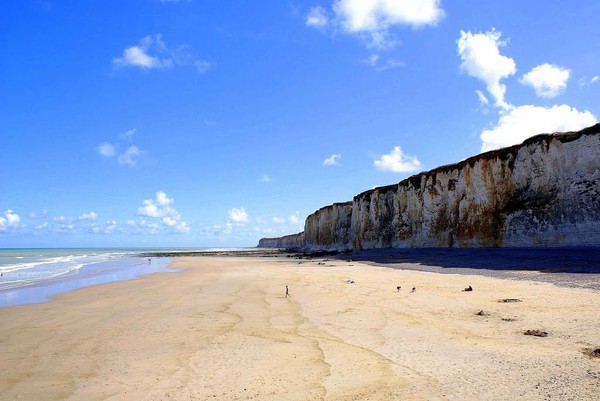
(1, 0, 599, 248)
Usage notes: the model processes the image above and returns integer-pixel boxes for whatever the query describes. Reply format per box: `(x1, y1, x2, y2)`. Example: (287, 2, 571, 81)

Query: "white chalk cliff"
(259, 124, 600, 250)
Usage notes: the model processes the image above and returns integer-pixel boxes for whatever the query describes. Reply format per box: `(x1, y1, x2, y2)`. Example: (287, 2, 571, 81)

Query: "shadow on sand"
(344, 247, 600, 274)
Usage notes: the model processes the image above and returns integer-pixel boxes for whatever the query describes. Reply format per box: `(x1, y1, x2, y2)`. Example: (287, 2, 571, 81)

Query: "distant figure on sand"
(463, 285, 473, 292)
(411, 287, 416, 293)
(396, 286, 401, 292)
(285, 285, 290, 298)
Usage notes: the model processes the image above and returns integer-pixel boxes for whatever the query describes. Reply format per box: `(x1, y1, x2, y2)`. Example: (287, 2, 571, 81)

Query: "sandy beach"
(1, 255, 599, 400)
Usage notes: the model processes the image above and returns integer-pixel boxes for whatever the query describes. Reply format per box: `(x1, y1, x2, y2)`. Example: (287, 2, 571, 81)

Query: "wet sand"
(1, 255, 599, 400)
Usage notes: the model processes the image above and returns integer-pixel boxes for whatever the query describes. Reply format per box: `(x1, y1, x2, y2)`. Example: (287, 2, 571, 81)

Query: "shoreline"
(0, 255, 173, 308)
(1, 254, 599, 400)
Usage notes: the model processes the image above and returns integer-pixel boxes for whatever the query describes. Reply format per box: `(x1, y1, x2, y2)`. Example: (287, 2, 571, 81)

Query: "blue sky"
(1, 0, 599, 247)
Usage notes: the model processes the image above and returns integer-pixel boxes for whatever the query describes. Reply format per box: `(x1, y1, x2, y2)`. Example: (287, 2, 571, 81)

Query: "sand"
(1, 255, 599, 400)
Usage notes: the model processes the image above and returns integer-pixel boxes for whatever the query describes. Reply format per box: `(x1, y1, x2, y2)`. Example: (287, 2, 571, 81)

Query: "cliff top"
(354, 123, 600, 201)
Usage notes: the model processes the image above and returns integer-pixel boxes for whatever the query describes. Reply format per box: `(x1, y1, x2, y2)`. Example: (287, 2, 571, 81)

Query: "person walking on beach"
(285, 285, 290, 298)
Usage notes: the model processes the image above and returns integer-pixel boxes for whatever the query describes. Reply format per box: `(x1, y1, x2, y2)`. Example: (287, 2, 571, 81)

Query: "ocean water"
(0, 248, 177, 308)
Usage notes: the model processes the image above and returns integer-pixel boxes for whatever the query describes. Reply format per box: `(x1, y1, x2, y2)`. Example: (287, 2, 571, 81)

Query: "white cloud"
(97, 143, 116, 157)
(98, 130, 144, 167)
(363, 53, 405, 71)
(323, 153, 342, 166)
(195, 60, 211, 73)
(365, 30, 398, 51)
(273, 217, 286, 224)
(34, 222, 48, 231)
(519, 63, 570, 98)
(578, 76, 600, 88)
(103, 220, 118, 234)
(137, 191, 190, 233)
(228, 207, 249, 224)
(156, 191, 173, 207)
(480, 104, 597, 151)
(307, 0, 444, 56)
(174, 221, 190, 233)
(306, 6, 328, 29)
(334, 0, 444, 33)
(457, 29, 597, 151)
(78, 211, 97, 221)
(28, 209, 47, 219)
(375, 58, 405, 71)
(289, 214, 300, 224)
(260, 174, 273, 183)
(113, 35, 173, 69)
(113, 34, 209, 73)
(364, 53, 379, 66)
(138, 191, 175, 218)
(457, 29, 516, 110)
(117, 146, 141, 166)
(121, 128, 137, 141)
(475, 89, 489, 105)
(89, 221, 118, 234)
(0, 209, 20, 230)
(374, 146, 422, 173)
(161, 216, 190, 233)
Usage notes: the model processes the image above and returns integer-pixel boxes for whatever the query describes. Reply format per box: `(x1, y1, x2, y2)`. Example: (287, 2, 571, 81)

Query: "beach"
(1, 255, 599, 400)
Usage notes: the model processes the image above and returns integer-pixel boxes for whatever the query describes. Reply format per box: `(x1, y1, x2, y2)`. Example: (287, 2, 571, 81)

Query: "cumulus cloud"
(334, 0, 444, 33)
(113, 34, 173, 69)
(78, 211, 97, 221)
(480, 104, 597, 151)
(97, 143, 116, 157)
(323, 153, 342, 166)
(228, 207, 249, 224)
(307, 0, 444, 60)
(117, 146, 141, 166)
(273, 217, 286, 224)
(374, 146, 422, 173)
(113, 34, 209, 73)
(137, 191, 190, 233)
(97, 131, 143, 167)
(457, 29, 597, 151)
(306, 6, 328, 29)
(457, 29, 516, 110)
(138, 191, 176, 218)
(0, 209, 21, 230)
(519, 63, 570, 98)
(162, 216, 190, 233)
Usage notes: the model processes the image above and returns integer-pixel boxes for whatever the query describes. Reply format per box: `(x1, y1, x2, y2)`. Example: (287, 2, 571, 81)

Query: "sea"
(0, 248, 224, 308)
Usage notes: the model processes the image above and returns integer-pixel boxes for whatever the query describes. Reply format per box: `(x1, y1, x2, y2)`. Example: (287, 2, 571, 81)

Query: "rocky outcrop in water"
(259, 124, 600, 250)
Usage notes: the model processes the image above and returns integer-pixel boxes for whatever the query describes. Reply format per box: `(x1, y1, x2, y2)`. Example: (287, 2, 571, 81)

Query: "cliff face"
(258, 232, 305, 249)
(259, 124, 600, 250)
